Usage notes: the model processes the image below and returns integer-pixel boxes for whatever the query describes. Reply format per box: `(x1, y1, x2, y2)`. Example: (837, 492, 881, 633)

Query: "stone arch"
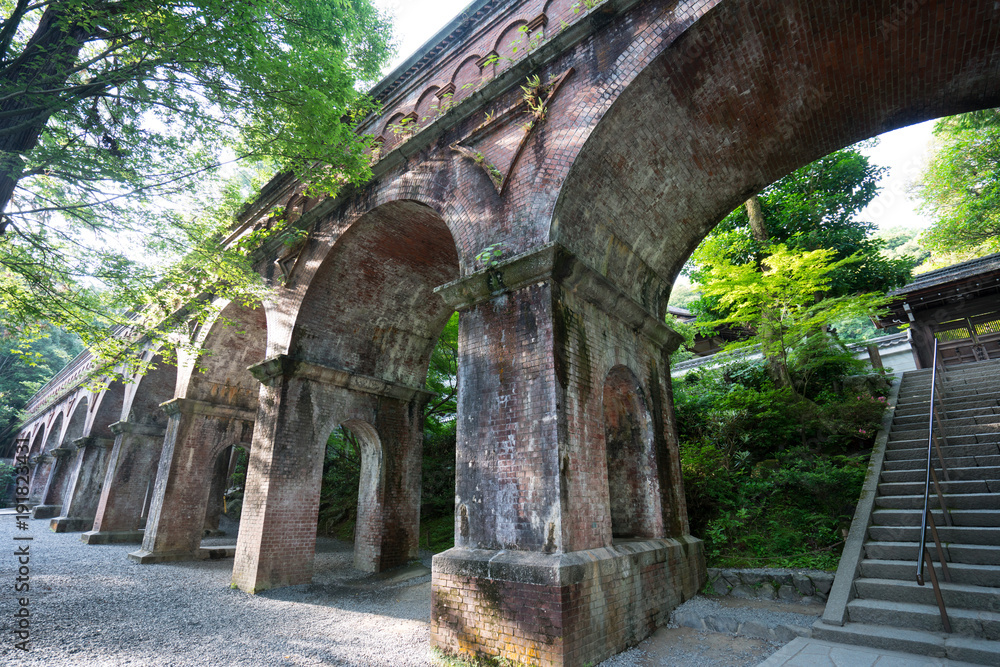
(130, 301, 264, 562)
(380, 111, 411, 151)
(601, 365, 662, 540)
(33, 397, 88, 517)
(183, 300, 269, 410)
(88, 380, 126, 439)
(289, 199, 460, 387)
(542, 0, 577, 26)
(450, 54, 484, 103)
(415, 85, 442, 124)
(62, 395, 88, 446)
(494, 20, 529, 64)
(548, 0, 1000, 313)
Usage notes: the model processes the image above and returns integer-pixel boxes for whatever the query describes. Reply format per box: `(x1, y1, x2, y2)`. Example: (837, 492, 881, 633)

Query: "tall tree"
(689, 145, 914, 312)
(0, 0, 392, 369)
(685, 145, 913, 382)
(917, 109, 1000, 257)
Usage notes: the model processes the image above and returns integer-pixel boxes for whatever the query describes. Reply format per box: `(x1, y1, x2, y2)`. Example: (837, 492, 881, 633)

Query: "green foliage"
(917, 110, 1000, 258)
(0, 0, 393, 377)
(0, 323, 82, 454)
(675, 336, 888, 568)
(695, 243, 890, 389)
(689, 145, 914, 314)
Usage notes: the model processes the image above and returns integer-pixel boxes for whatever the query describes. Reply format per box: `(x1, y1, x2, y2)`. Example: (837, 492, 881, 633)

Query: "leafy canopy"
(917, 110, 1000, 258)
(689, 145, 913, 307)
(0, 0, 392, 372)
(696, 244, 889, 374)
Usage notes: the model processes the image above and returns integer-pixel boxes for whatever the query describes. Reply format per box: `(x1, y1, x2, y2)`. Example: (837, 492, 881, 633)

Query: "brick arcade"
(14, 1, 1000, 665)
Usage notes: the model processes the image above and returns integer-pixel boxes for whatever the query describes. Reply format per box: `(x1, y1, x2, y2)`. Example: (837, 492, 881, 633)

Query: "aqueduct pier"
(14, 1, 1000, 664)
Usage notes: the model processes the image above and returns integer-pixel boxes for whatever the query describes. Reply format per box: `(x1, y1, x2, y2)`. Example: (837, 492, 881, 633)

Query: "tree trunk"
(0, 5, 90, 219)
(745, 194, 768, 243)
(745, 195, 792, 389)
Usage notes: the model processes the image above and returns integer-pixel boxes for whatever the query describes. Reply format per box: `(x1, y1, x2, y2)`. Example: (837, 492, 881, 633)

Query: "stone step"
(872, 509, 1000, 528)
(854, 578, 1000, 613)
(888, 433, 1000, 450)
(878, 479, 1000, 496)
(860, 559, 1000, 588)
(884, 443, 1000, 462)
(864, 541, 1000, 566)
(880, 467, 1000, 485)
(888, 424, 1000, 440)
(868, 525, 1000, 546)
(883, 454, 1000, 472)
(876, 492, 1000, 510)
(893, 413, 1000, 430)
(898, 386, 1000, 404)
(847, 598, 1000, 639)
(812, 620, 1000, 664)
(896, 401, 1000, 419)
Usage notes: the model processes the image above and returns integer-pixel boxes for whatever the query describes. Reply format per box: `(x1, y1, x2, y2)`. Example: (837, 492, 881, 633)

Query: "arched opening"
(132, 301, 265, 562)
(234, 199, 461, 590)
(550, 0, 1000, 315)
(203, 444, 249, 540)
(602, 365, 661, 541)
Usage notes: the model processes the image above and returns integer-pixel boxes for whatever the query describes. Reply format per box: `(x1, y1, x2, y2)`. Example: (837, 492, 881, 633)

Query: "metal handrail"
(916, 338, 952, 633)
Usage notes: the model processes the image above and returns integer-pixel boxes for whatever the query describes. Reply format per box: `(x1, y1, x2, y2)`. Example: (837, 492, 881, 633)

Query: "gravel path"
(0, 516, 790, 666)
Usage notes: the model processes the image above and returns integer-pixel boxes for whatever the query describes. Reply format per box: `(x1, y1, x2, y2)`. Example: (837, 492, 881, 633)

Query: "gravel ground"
(0, 516, 791, 666)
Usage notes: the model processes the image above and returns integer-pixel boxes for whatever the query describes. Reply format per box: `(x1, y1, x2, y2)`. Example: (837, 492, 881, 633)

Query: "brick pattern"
(91, 427, 165, 533)
(138, 404, 255, 557)
(431, 539, 706, 666)
(232, 375, 426, 592)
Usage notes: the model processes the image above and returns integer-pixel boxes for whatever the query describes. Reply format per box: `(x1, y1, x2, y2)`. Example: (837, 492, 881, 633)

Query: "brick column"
(82, 421, 165, 544)
(27, 455, 53, 506)
(231, 357, 430, 593)
(128, 399, 254, 563)
(430, 244, 705, 667)
(51, 436, 114, 532)
(31, 447, 74, 519)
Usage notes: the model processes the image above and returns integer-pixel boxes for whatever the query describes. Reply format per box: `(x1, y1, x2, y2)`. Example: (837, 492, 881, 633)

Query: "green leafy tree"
(0, 323, 82, 452)
(690, 145, 914, 307)
(696, 244, 888, 390)
(917, 110, 1000, 257)
(0, 0, 392, 372)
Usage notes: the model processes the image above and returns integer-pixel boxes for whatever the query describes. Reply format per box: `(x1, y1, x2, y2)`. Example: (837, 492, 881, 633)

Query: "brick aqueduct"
(13, 1, 1000, 664)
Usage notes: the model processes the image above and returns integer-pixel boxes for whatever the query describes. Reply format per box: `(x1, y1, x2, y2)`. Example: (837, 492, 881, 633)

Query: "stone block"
(756, 582, 777, 600)
(705, 615, 740, 634)
(778, 584, 800, 602)
(792, 572, 815, 596)
(730, 584, 755, 599)
(812, 573, 835, 595)
(739, 620, 775, 641)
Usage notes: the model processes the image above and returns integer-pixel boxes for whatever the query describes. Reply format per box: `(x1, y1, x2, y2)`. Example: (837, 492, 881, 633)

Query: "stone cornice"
(110, 421, 168, 438)
(249, 355, 434, 402)
(434, 243, 682, 352)
(159, 398, 257, 423)
(72, 436, 116, 450)
(50, 447, 74, 459)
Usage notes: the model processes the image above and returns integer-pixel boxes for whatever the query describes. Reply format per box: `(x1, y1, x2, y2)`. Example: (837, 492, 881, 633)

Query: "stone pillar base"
(31, 504, 61, 520)
(50, 516, 93, 533)
(127, 548, 195, 564)
(431, 537, 705, 667)
(81, 529, 145, 545)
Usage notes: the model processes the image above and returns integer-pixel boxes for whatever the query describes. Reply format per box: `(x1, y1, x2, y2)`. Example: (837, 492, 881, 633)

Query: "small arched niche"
(602, 365, 662, 540)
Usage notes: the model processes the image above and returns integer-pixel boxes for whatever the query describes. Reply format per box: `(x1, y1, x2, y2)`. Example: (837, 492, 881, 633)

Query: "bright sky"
(375, 0, 937, 233)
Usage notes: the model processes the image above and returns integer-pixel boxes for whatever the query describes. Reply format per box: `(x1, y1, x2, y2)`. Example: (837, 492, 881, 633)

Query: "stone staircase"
(813, 359, 1000, 665)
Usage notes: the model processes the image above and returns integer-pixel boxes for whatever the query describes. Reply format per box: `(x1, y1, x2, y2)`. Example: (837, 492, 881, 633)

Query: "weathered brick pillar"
(82, 421, 165, 544)
(231, 357, 429, 593)
(51, 436, 114, 532)
(128, 399, 254, 563)
(430, 244, 705, 667)
(27, 455, 53, 506)
(31, 447, 74, 519)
